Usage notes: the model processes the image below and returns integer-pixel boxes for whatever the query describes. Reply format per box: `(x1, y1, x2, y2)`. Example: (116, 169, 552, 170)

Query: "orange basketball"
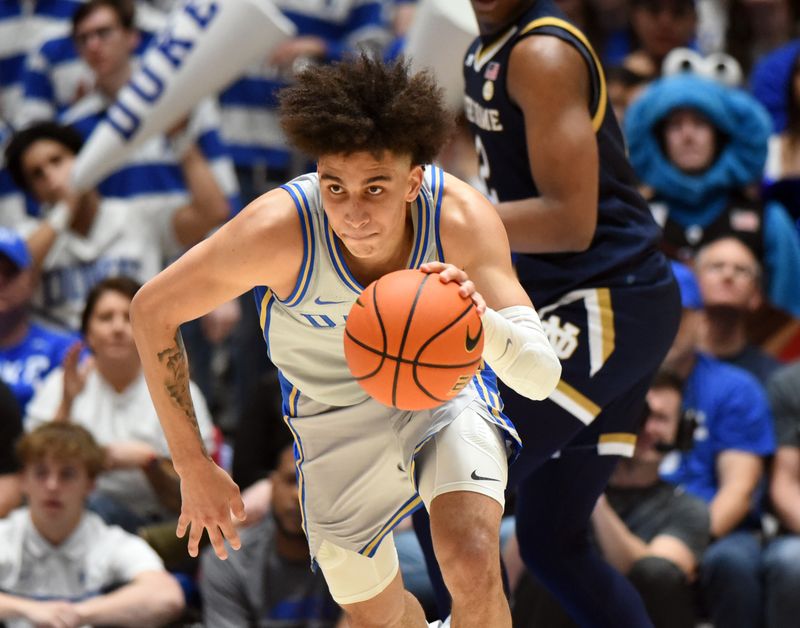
(344, 269, 484, 410)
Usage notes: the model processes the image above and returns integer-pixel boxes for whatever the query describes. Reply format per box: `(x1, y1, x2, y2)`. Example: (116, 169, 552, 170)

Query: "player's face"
(0, 255, 32, 315)
(21, 139, 76, 205)
(696, 238, 761, 312)
(663, 108, 717, 174)
(631, 0, 697, 61)
(470, 0, 535, 35)
(318, 151, 423, 264)
(74, 6, 138, 80)
(635, 387, 682, 462)
(84, 290, 138, 365)
(270, 448, 304, 538)
(23, 455, 93, 532)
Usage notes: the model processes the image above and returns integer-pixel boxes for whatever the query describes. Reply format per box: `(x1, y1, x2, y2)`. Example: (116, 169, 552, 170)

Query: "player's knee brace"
(482, 305, 561, 400)
(315, 535, 399, 605)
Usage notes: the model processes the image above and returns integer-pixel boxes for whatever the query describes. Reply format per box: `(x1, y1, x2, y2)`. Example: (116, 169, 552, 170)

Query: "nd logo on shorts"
(541, 314, 581, 360)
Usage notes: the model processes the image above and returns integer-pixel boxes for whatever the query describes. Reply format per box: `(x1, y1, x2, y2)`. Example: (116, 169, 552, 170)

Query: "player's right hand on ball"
(176, 457, 246, 559)
(420, 261, 486, 314)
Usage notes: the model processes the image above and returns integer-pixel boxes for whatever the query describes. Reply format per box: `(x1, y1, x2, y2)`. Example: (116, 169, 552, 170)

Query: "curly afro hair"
(279, 55, 454, 164)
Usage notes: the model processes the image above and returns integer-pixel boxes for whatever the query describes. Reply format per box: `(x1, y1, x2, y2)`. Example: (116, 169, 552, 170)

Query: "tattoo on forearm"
(157, 330, 205, 447)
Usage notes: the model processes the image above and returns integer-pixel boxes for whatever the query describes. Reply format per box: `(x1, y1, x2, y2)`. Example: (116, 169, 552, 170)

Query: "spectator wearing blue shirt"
(694, 236, 781, 386)
(661, 262, 775, 628)
(0, 227, 75, 412)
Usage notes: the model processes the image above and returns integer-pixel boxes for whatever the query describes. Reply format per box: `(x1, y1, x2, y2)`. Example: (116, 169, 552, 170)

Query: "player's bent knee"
(432, 498, 501, 592)
(316, 536, 400, 606)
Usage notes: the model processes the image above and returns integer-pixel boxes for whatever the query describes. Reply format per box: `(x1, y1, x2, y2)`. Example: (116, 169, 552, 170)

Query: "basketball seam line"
(392, 274, 431, 407)
(344, 330, 483, 371)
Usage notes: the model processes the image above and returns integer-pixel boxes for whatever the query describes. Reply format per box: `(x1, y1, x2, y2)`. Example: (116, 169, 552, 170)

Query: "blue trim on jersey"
(431, 166, 445, 262)
(359, 493, 424, 557)
(409, 432, 437, 493)
(473, 366, 522, 455)
(322, 212, 363, 294)
(253, 285, 275, 358)
(278, 374, 310, 550)
(408, 193, 428, 269)
(278, 183, 316, 307)
(300, 313, 336, 328)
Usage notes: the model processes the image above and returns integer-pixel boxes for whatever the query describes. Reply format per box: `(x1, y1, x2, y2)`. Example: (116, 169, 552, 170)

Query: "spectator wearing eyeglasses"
(694, 236, 781, 386)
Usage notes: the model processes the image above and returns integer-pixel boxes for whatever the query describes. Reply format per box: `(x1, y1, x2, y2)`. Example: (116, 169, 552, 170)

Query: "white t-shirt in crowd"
(0, 508, 164, 628)
(25, 368, 214, 521)
(17, 196, 184, 331)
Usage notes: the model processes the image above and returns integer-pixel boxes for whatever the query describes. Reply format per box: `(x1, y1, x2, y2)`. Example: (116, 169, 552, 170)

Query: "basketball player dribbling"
(130, 56, 561, 628)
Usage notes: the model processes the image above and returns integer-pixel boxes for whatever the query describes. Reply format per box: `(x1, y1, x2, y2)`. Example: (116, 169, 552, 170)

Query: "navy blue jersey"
(463, 0, 665, 305)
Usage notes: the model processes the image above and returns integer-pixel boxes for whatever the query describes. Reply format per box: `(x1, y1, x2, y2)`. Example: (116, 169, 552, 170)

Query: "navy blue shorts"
(504, 268, 681, 485)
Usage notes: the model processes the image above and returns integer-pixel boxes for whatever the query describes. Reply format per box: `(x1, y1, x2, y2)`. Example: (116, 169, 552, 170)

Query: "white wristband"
(45, 202, 71, 233)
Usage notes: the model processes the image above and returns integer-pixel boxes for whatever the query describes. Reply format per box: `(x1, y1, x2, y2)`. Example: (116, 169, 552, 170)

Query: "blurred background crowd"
(0, 0, 799, 626)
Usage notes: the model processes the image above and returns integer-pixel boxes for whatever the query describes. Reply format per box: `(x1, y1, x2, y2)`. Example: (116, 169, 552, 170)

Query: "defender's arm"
(496, 35, 599, 253)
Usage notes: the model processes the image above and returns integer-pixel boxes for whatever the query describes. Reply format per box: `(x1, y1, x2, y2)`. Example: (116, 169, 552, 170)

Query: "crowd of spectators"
(0, 0, 799, 626)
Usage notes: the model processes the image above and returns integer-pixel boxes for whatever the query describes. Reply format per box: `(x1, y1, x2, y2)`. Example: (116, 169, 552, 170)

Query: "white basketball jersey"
(255, 165, 447, 407)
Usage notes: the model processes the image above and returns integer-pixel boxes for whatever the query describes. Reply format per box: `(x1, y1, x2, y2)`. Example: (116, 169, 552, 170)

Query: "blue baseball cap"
(671, 261, 702, 309)
(0, 228, 31, 270)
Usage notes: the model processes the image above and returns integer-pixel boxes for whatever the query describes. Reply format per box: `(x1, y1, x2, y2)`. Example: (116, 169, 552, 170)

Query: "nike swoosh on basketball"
(314, 296, 349, 306)
(471, 469, 500, 482)
(465, 323, 483, 352)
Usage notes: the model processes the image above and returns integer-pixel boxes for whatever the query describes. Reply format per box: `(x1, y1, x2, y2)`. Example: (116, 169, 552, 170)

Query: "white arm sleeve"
(481, 305, 561, 401)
